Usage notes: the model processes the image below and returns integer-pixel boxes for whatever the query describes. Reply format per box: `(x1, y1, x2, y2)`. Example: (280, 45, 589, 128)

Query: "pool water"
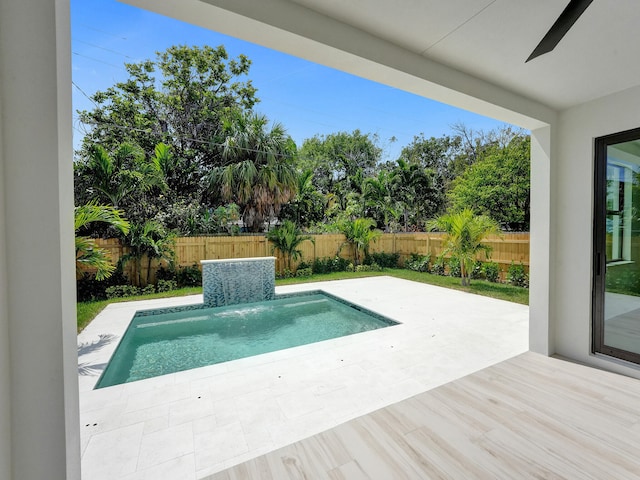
(96, 291, 398, 388)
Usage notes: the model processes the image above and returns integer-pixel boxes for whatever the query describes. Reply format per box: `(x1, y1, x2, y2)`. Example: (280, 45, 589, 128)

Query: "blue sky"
(71, 0, 508, 161)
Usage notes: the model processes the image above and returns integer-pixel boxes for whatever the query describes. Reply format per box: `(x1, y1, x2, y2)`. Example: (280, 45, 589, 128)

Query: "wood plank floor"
(204, 352, 640, 479)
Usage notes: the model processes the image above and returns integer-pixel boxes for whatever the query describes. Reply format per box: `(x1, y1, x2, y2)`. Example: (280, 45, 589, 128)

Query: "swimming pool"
(96, 291, 398, 388)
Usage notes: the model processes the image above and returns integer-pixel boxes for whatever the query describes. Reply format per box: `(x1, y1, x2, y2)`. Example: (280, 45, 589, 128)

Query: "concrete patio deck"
(78, 276, 528, 479)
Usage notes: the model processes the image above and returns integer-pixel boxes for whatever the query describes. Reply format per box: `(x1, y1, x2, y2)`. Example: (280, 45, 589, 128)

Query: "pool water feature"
(96, 291, 398, 388)
(201, 257, 276, 307)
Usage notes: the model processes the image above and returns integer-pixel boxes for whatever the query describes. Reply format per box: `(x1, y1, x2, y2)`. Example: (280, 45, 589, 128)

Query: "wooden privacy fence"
(94, 232, 529, 283)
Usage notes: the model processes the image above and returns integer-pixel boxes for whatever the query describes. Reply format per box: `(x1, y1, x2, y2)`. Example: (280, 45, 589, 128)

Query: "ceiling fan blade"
(526, 0, 593, 62)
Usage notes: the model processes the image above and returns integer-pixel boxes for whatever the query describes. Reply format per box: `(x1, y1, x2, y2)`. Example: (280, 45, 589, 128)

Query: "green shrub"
(507, 262, 529, 288)
(76, 270, 129, 302)
(483, 262, 500, 283)
(295, 267, 313, 277)
(176, 264, 201, 287)
(156, 279, 177, 292)
(355, 263, 382, 272)
(141, 285, 156, 295)
(297, 261, 311, 270)
(448, 257, 461, 278)
(312, 256, 350, 274)
(311, 257, 328, 274)
(470, 260, 484, 279)
(331, 256, 350, 272)
(276, 269, 294, 279)
(346, 263, 355, 272)
(155, 266, 176, 282)
(405, 253, 430, 272)
(366, 252, 400, 268)
(431, 257, 446, 276)
(105, 284, 141, 299)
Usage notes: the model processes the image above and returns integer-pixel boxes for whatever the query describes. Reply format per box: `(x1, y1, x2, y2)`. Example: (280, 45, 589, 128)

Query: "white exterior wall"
(0, 0, 80, 479)
(529, 126, 555, 355)
(0, 73, 11, 480)
(553, 84, 640, 378)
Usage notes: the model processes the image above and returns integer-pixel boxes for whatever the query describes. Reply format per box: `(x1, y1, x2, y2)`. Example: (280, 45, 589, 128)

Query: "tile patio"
(78, 276, 528, 479)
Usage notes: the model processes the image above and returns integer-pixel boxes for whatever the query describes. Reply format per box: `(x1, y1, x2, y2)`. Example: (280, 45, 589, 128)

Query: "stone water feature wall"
(201, 257, 276, 307)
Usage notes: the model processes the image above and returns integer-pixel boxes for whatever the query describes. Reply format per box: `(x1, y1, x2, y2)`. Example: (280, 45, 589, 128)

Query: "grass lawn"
(276, 269, 529, 305)
(76, 286, 201, 333)
(77, 270, 528, 332)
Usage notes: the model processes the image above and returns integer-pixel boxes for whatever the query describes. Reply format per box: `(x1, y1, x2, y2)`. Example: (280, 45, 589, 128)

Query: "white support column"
(529, 125, 555, 355)
(0, 1, 80, 479)
(0, 77, 11, 480)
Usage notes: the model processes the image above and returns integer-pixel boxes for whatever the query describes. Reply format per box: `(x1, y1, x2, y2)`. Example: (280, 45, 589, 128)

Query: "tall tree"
(449, 123, 525, 178)
(363, 170, 399, 231)
(207, 110, 297, 232)
(396, 134, 459, 192)
(77, 45, 259, 199)
(390, 159, 439, 231)
(297, 130, 382, 204)
(74, 142, 167, 227)
(448, 133, 530, 231)
(279, 170, 327, 228)
(75, 143, 166, 209)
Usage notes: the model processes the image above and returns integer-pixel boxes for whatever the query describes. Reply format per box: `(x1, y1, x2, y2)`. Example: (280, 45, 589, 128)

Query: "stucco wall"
(0, 67, 12, 480)
(0, 1, 80, 479)
(554, 84, 640, 378)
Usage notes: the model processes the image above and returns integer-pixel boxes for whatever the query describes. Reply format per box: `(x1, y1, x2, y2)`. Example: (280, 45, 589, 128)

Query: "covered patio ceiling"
(123, 0, 640, 125)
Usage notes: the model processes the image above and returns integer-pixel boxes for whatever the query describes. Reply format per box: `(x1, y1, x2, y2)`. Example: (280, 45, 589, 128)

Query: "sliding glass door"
(594, 128, 640, 363)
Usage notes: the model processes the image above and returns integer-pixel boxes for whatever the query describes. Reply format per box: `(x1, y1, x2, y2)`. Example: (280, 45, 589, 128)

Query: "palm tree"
(427, 208, 501, 286)
(266, 220, 314, 271)
(120, 220, 176, 286)
(208, 111, 297, 232)
(363, 170, 399, 231)
(391, 159, 437, 231)
(287, 169, 325, 227)
(75, 202, 130, 280)
(339, 217, 382, 266)
(84, 143, 166, 209)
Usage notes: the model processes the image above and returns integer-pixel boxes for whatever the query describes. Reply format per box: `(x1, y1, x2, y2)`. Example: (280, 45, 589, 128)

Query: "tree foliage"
(266, 220, 313, 271)
(448, 132, 530, 231)
(427, 208, 501, 286)
(207, 111, 298, 231)
(73, 40, 532, 255)
(77, 45, 257, 173)
(297, 130, 382, 207)
(338, 217, 382, 266)
(389, 159, 440, 231)
(119, 220, 176, 286)
(75, 203, 130, 280)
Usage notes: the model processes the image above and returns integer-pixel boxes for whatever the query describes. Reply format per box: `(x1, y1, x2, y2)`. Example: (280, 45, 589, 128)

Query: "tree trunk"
(146, 255, 152, 286)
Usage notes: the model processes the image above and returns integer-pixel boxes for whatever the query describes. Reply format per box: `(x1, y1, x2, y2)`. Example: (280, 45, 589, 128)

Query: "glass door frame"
(593, 126, 640, 363)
